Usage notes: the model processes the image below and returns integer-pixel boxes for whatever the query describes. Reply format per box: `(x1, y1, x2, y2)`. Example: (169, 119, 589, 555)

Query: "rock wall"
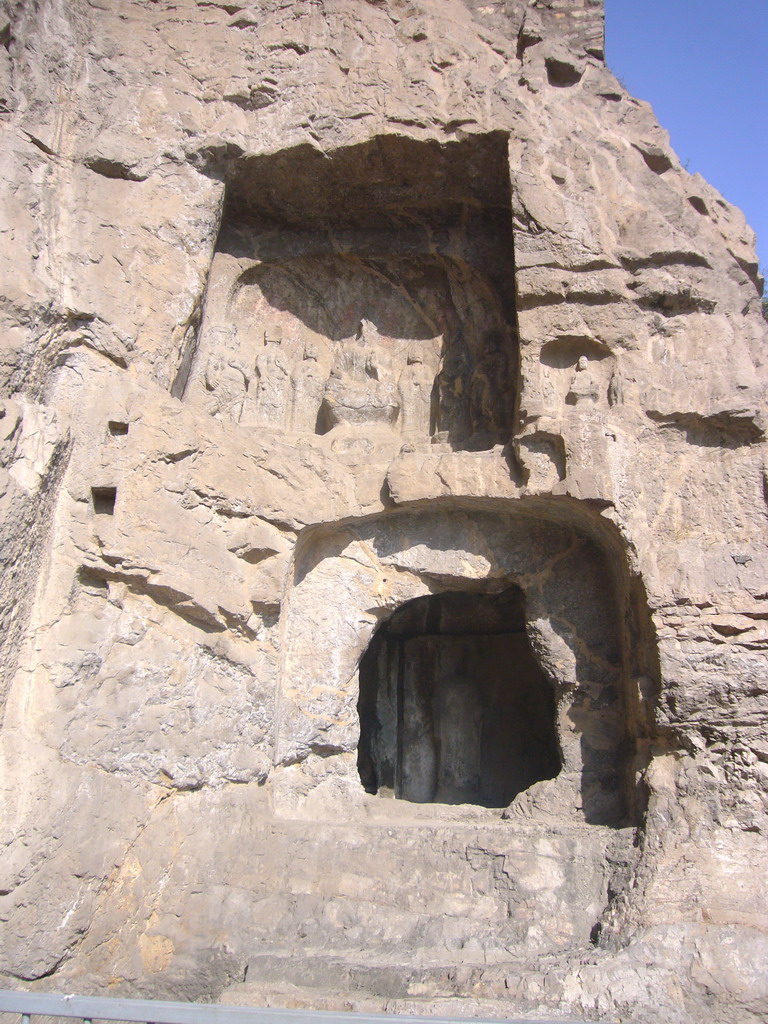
(0, 1, 766, 1022)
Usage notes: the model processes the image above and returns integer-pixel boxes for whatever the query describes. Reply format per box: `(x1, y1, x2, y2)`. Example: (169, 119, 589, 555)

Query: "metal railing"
(0, 989, 597, 1024)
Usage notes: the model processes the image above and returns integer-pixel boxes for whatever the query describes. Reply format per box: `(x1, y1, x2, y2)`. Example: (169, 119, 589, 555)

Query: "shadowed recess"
(357, 587, 562, 808)
(184, 131, 521, 449)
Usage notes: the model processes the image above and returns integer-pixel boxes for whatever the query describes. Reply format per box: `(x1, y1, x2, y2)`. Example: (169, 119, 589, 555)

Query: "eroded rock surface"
(0, 1, 766, 1022)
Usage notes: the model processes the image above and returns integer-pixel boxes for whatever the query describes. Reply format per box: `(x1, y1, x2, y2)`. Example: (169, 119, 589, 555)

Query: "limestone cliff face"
(0, 2, 766, 1022)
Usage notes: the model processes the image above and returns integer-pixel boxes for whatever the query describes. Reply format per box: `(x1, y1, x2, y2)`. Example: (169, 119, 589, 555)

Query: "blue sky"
(605, 0, 767, 270)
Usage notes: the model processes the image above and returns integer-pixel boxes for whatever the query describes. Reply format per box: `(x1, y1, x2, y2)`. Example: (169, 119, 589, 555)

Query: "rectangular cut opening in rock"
(181, 134, 519, 451)
(91, 486, 117, 515)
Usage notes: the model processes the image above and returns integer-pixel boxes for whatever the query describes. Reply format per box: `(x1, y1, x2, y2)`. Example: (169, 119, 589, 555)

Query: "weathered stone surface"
(0, 1, 766, 1022)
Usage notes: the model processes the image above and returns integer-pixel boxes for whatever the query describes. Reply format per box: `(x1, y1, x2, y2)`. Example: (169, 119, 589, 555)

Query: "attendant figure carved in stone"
(469, 331, 509, 440)
(291, 342, 326, 434)
(202, 354, 248, 423)
(436, 343, 471, 443)
(398, 344, 434, 437)
(246, 325, 291, 428)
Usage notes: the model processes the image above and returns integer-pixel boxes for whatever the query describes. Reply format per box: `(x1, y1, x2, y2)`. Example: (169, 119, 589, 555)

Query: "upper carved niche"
(179, 134, 519, 452)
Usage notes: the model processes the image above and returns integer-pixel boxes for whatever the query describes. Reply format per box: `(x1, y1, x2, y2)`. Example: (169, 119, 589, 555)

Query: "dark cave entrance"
(357, 587, 562, 808)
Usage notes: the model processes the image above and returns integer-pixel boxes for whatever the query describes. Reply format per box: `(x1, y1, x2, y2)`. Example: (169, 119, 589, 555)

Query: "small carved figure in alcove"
(561, 355, 611, 499)
(608, 367, 624, 407)
(202, 354, 249, 423)
(398, 344, 434, 437)
(291, 342, 326, 434)
(566, 355, 601, 406)
(243, 325, 292, 428)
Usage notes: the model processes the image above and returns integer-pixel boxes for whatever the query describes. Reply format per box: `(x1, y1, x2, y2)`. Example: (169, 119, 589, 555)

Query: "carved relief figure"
(435, 343, 471, 443)
(469, 332, 510, 438)
(291, 342, 326, 434)
(343, 318, 382, 381)
(432, 676, 482, 801)
(244, 326, 292, 428)
(561, 355, 610, 499)
(398, 344, 434, 437)
(566, 355, 601, 406)
(399, 688, 438, 804)
(322, 319, 399, 431)
(201, 354, 248, 423)
(515, 354, 612, 496)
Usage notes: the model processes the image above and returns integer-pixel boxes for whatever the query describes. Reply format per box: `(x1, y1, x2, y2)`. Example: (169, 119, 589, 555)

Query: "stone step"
(221, 951, 600, 1021)
(231, 816, 630, 960)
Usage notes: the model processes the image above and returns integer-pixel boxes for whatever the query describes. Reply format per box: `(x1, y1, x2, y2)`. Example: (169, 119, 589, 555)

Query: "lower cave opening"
(357, 587, 562, 808)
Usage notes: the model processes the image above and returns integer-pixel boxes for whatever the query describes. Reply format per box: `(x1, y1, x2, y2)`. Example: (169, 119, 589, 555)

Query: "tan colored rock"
(0, 1, 766, 1022)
